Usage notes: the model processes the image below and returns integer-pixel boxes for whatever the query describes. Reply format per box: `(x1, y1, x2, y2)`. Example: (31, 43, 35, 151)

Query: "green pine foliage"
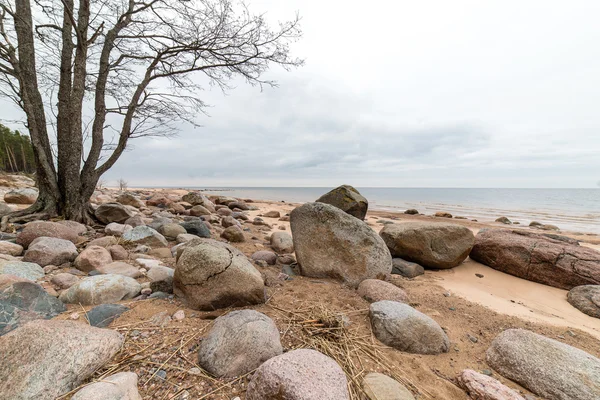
(0, 124, 35, 173)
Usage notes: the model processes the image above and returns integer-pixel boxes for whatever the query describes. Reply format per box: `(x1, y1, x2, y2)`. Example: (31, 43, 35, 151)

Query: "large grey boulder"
(471, 229, 600, 290)
(246, 349, 350, 400)
(198, 310, 283, 378)
(567, 285, 600, 318)
(59, 274, 141, 305)
(290, 202, 392, 287)
(122, 226, 168, 248)
(0, 320, 123, 400)
(173, 240, 265, 310)
(23, 237, 78, 267)
(116, 192, 145, 209)
(316, 184, 368, 220)
(4, 188, 38, 204)
(16, 221, 79, 248)
(95, 202, 135, 224)
(487, 329, 600, 400)
(0, 260, 44, 281)
(380, 222, 475, 269)
(0, 282, 66, 335)
(270, 231, 294, 254)
(71, 372, 142, 400)
(179, 220, 211, 238)
(370, 301, 449, 355)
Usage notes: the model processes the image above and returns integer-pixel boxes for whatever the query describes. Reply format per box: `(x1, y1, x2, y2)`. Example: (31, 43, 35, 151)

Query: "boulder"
(173, 240, 265, 310)
(316, 184, 368, 220)
(404, 209, 419, 215)
(176, 233, 199, 244)
(59, 274, 141, 305)
(457, 369, 525, 400)
(55, 220, 88, 236)
(116, 192, 145, 208)
(370, 301, 449, 355)
(470, 229, 600, 290)
(72, 372, 142, 400)
(122, 226, 168, 248)
(391, 258, 424, 278)
(221, 215, 240, 228)
(0, 202, 12, 216)
(567, 285, 600, 318)
(146, 195, 172, 207)
(270, 231, 294, 254)
(380, 222, 474, 269)
(495, 216, 512, 224)
(23, 237, 78, 267)
(108, 244, 129, 260)
(105, 222, 132, 237)
(124, 215, 146, 227)
(434, 211, 453, 218)
(16, 221, 79, 248)
(221, 225, 245, 242)
(95, 202, 135, 224)
(0, 274, 29, 290)
(0, 240, 23, 256)
(89, 236, 119, 248)
(182, 192, 210, 206)
(246, 349, 349, 400)
(198, 310, 283, 377)
(74, 245, 113, 273)
(263, 210, 281, 218)
(0, 260, 44, 281)
(0, 282, 66, 335)
(358, 279, 409, 303)
(190, 205, 211, 216)
(158, 223, 187, 240)
(251, 250, 277, 265)
(217, 207, 233, 216)
(486, 329, 600, 400)
(97, 261, 141, 278)
(4, 188, 38, 204)
(0, 320, 123, 399)
(362, 372, 415, 400)
(228, 201, 249, 210)
(51, 273, 79, 289)
(290, 202, 392, 287)
(180, 220, 211, 238)
(86, 303, 129, 328)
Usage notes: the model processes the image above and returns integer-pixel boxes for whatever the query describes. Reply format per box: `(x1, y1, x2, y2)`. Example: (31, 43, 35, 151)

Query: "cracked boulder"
(173, 240, 265, 310)
(470, 229, 600, 290)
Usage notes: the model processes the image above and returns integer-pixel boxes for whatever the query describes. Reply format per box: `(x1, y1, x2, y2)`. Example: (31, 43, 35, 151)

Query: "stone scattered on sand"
(270, 231, 294, 254)
(50, 272, 79, 289)
(190, 205, 211, 216)
(263, 210, 281, 218)
(567, 285, 600, 318)
(434, 211, 453, 218)
(470, 229, 600, 290)
(59, 274, 141, 305)
(23, 237, 78, 267)
(495, 216, 512, 224)
(291, 202, 392, 288)
(182, 192, 212, 207)
(122, 226, 168, 248)
(0, 320, 123, 400)
(457, 369, 525, 400)
(362, 372, 415, 400)
(221, 225, 245, 242)
(158, 223, 187, 240)
(486, 328, 600, 400)
(95, 202, 135, 224)
(391, 258, 425, 278)
(316, 184, 368, 220)
(0, 281, 66, 335)
(198, 310, 283, 378)
(108, 244, 129, 260)
(180, 220, 211, 238)
(97, 261, 142, 278)
(173, 240, 265, 310)
(105, 222, 132, 237)
(221, 215, 240, 228)
(16, 221, 79, 248)
(89, 236, 119, 248)
(86, 303, 129, 328)
(380, 222, 474, 269)
(116, 192, 146, 208)
(0, 241, 23, 256)
(74, 245, 113, 273)
(370, 300, 449, 355)
(125, 215, 146, 227)
(246, 349, 350, 400)
(358, 279, 409, 303)
(4, 187, 38, 204)
(404, 209, 419, 215)
(251, 250, 277, 265)
(71, 371, 142, 400)
(0, 260, 44, 281)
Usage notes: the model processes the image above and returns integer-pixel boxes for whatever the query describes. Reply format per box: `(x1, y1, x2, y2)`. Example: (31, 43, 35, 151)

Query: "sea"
(191, 187, 600, 235)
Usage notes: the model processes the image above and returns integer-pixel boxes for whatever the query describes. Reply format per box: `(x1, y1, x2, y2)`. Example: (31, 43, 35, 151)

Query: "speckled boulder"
(316, 185, 368, 220)
(457, 369, 525, 400)
(16, 221, 79, 248)
(567, 285, 600, 318)
(358, 279, 409, 303)
(59, 274, 141, 305)
(23, 237, 78, 267)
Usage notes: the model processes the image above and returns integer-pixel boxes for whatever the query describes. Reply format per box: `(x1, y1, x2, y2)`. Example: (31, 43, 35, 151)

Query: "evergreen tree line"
(0, 124, 35, 174)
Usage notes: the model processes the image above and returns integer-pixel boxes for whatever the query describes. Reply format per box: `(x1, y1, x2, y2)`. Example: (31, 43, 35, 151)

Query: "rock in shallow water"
(486, 328, 600, 400)
(246, 349, 350, 400)
(290, 202, 391, 287)
(370, 300, 449, 355)
(380, 222, 474, 269)
(0, 320, 123, 400)
(198, 310, 283, 378)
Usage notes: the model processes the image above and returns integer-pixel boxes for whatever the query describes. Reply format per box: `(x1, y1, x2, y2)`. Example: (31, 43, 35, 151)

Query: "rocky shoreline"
(0, 180, 599, 399)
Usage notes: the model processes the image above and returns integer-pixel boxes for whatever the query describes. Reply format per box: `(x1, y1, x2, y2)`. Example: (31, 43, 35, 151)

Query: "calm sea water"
(192, 187, 600, 234)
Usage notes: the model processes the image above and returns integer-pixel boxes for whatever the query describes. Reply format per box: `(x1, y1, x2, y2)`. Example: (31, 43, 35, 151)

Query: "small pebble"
(475, 273, 484, 278)
(155, 369, 167, 380)
(188, 367, 202, 376)
(481, 369, 493, 376)
(141, 288, 152, 295)
(69, 312, 80, 320)
(173, 310, 185, 320)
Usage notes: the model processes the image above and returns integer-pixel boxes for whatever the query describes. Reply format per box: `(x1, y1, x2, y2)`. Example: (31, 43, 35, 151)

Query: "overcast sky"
(7, 1, 600, 188)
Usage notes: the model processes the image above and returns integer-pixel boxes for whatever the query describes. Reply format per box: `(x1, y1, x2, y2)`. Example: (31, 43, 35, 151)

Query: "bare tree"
(117, 178, 127, 191)
(0, 0, 302, 224)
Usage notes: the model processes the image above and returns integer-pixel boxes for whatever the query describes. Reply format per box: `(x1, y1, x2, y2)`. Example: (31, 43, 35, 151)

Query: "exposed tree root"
(0, 200, 56, 232)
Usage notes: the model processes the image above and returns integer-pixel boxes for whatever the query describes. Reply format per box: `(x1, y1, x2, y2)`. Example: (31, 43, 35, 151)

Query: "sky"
(5, 0, 600, 188)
